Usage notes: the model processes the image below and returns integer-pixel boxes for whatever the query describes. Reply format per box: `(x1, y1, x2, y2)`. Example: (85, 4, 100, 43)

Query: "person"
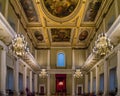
(115, 87, 117, 95)
(26, 88, 31, 96)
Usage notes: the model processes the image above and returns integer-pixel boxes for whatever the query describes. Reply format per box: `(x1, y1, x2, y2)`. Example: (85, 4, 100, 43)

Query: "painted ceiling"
(14, 0, 104, 48)
(84, 0, 102, 21)
(50, 28, 71, 42)
(43, 0, 79, 18)
(19, 0, 38, 22)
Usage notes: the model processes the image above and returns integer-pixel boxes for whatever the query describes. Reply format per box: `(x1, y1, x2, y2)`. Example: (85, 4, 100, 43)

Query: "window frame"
(56, 52, 66, 68)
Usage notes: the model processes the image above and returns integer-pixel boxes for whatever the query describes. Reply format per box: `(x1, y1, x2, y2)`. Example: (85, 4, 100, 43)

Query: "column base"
(72, 94, 75, 96)
(14, 91, 19, 96)
(116, 93, 120, 96)
(47, 94, 50, 96)
(102, 93, 108, 96)
(0, 90, 6, 95)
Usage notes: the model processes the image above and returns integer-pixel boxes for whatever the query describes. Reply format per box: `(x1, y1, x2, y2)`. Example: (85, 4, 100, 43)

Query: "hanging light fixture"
(9, 34, 29, 57)
(93, 33, 113, 56)
(39, 69, 48, 78)
(74, 69, 83, 78)
(36, 0, 40, 4)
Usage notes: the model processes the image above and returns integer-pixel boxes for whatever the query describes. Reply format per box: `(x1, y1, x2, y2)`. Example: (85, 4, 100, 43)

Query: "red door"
(40, 86, 44, 95)
(78, 86, 82, 95)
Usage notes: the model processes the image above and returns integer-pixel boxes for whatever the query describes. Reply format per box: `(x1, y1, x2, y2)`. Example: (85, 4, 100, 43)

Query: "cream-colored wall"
(99, 62, 104, 75)
(92, 69, 96, 78)
(6, 54, 14, 69)
(8, 2, 18, 32)
(50, 48, 72, 69)
(66, 74, 72, 94)
(117, 0, 120, 14)
(27, 68, 30, 77)
(50, 74, 56, 94)
(104, 1, 116, 32)
(37, 50, 48, 68)
(19, 62, 24, 74)
(109, 54, 117, 70)
(0, 0, 6, 16)
(74, 49, 86, 67)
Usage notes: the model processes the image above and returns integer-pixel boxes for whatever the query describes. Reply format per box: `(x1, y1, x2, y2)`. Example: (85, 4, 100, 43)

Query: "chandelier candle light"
(93, 33, 113, 56)
(74, 69, 83, 78)
(39, 69, 48, 78)
(9, 34, 29, 57)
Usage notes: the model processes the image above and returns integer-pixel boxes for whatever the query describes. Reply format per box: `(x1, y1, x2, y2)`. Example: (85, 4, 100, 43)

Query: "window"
(27, 76, 30, 89)
(93, 77, 96, 93)
(100, 74, 104, 92)
(109, 68, 117, 91)
(88, 80, 90, 93)
(57, 52, 65, 67)
(6, 67, 14, 90)
(19, 73, 23, 92)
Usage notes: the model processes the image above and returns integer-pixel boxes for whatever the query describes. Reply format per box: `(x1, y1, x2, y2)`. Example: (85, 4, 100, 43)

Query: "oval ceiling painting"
(34, 31, 44, 42)
(43, 0, 79, 17)
(79, 30, 88, 41)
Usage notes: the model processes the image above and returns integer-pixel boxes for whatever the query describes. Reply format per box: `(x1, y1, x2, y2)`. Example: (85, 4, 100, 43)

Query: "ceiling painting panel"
(43, 0, 79, 18)
(84, 0, 102, 21)
(34, 31, 44, 42)
(50, 28, 71, 42)
(19, 0, 38, 22)
(79, 30, 89, 41)
(29, 29, 45, 45)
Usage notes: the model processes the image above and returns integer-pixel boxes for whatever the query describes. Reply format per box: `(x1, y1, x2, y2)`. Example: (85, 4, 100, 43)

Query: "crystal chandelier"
(9, 34, 29, 57)
(74, 69, 83, 78)
(39, 69, 48, 78)
(93, 33, 113, 56)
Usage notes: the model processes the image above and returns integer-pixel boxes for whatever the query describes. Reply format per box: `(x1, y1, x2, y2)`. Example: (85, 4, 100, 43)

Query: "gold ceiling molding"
(39, 0, 83, 23)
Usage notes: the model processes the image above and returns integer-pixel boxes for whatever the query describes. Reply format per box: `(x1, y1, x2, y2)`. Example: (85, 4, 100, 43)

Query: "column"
(72, 49, 75, 96)
(116, 50, 120, 96)
(47, 74, 50, 96)
(47, 50, 50, 69)
(90, 71, 93, 93)
(30, 71, 32, 92)
(23, 65, 27, 94)
(0, 49, 7, 95)
(85, 74, 88, 94)
(96, 65, 99, 95)
(72, 75, 75, 96)
(34, 74, 38, 94)
(72, 49, 75, 69)
(4, 0, 9, 19)
(14, 58, 19, 95)
(103, 59, 109, 96)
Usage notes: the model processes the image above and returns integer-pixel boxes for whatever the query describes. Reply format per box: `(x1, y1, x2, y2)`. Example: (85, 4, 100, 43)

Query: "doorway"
(39, 84, 45, 95)
(77, 84, 83, 95)
(55, 74, 66, 95)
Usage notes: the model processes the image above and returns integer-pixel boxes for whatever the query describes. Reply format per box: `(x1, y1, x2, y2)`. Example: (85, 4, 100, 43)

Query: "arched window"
(57, 52, 65, 67)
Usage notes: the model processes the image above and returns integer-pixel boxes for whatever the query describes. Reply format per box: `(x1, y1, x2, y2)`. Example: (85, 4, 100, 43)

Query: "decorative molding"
(0, 40, 7, 51)
(0, 13, 15, 38)
(107, 15, 120, 38)
(43, 69, 75, 74)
